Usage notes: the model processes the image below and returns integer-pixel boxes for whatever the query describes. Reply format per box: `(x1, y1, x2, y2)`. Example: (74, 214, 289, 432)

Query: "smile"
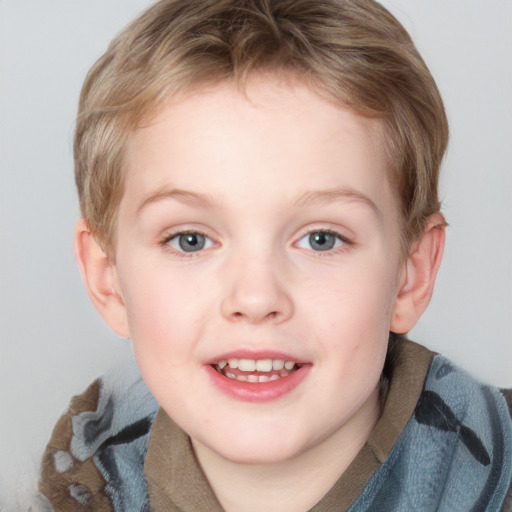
(206, 356, 310, 402)
(212, 358, 302, 383)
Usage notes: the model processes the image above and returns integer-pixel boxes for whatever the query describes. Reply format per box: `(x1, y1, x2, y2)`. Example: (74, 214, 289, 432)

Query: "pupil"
(179, 233, 205, 252)
(309, 232, 335, 251)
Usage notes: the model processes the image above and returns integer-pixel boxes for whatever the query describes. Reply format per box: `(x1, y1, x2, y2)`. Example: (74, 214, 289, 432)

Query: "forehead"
(121, 76, 394, 220)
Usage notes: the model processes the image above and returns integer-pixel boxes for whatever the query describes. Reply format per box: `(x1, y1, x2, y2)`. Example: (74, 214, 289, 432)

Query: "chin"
(197, 429, 309, 466)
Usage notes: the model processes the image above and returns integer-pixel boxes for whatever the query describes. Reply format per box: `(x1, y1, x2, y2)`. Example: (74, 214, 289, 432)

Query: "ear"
(73, 219, 130, 338)
(390, 213, 446, 334)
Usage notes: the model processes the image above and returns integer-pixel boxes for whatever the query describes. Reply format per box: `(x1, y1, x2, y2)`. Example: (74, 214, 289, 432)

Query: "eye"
(167, 232, 214, 253)
(296, 230, 346, 252)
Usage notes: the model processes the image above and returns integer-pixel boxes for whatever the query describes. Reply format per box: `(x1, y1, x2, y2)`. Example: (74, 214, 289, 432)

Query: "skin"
(76, 75, 445, 512)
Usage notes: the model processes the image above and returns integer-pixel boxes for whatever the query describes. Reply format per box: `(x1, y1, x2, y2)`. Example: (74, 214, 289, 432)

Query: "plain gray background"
(1, 0, 511, 507)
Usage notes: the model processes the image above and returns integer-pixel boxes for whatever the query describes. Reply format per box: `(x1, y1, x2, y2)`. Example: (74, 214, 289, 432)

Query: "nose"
(220, 255, 294, 324)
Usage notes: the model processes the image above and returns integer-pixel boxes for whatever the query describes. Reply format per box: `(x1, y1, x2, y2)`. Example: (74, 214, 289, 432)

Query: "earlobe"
(390, 214, 446, 333)
(73, 219, 130, 338)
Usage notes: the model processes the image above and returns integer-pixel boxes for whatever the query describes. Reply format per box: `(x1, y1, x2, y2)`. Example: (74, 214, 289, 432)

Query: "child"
(37, 0, 512, 510)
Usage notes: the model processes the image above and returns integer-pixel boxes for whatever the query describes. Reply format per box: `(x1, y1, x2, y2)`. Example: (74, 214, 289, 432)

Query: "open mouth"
(211, 358, 303, 383)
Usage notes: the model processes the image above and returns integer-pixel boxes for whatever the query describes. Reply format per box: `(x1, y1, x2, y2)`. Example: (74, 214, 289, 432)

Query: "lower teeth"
(221, 369, 291, 382)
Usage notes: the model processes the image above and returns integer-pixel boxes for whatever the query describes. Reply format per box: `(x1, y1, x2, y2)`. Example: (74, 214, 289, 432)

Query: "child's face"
(113, 77, 405, 465)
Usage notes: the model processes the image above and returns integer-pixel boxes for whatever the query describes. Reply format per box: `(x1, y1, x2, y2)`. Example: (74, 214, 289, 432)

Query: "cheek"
(121, 268, 206, 402)
(300, 261, 398, 332)
(119, 262, 209, 353)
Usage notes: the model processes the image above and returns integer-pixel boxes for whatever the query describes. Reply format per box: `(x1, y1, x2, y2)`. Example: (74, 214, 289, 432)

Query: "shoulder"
(38, 359, 159, 512)
(410, 353, 512, 511)
(353, 341, 512, 512)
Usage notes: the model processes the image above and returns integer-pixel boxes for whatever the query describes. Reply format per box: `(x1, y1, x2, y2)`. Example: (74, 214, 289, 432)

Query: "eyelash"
(159, 229, 215, 259)
(159, 227, 353, 259)
(294, 229, 353, 255)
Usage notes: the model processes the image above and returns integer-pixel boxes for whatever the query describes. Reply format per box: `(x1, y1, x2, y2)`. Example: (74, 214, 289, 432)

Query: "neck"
(192, 388, 380, 512)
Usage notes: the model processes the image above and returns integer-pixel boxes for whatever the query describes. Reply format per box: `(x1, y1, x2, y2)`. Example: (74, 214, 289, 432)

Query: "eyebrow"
(136, 185, 380, 216)
(294, 187, 380, 215)
(136, 187, 216, 214)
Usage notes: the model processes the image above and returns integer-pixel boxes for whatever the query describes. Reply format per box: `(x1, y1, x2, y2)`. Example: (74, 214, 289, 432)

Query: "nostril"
(230, 310, 278, 322)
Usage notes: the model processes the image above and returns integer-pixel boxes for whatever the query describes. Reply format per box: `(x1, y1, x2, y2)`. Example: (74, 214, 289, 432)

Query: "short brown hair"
(75, 0, 448, 257)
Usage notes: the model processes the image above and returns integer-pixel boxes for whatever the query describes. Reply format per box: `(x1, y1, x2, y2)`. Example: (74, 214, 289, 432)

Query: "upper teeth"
(218, 358, 296, 372)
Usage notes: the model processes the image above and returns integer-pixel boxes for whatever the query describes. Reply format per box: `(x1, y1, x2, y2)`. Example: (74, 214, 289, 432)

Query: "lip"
(204, 361, 311, 402)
